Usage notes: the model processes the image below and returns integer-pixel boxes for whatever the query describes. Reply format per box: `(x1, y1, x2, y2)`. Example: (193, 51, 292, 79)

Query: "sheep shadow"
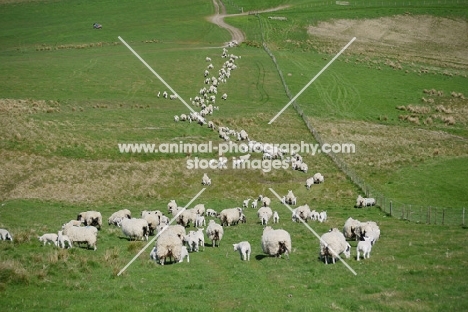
(255, 254, 269, 261)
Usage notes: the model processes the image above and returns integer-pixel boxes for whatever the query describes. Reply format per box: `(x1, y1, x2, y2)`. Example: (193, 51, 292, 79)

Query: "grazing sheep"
(313, 173, 324, 184)
(163, 91, 168, 98)
(261, 226, 292, 259)
(262, 196, 271, 207)
(273, 211, 280, 224)
(184, 228, 205, 252)
(206, 208, 218, 217)
(77, 211, 102, 230)
(142, 213, 160, 236)
(305, 177, 315, 190)
(108, 209, 132, 226)
(319, 228, 351, 264)
(257, 206, 273, 225)
(233, 241, 251, 261)
(156, 231, 184, 265)
(0, 229, 13, 241)
(193, 204, 206, 216)
(221, 93, 227, 100)
(284, 190, 296, 205)
(119, 218, 149, 241)
(343, 217, 362, 240)
(238, 130, 249, 141)
(177, 208, 198, 228)
(355, 221, 380, 242)
(206, 220, 224, 247)
(167, 199, 178, 214)
(299, 163, 308, 173)
(63, 220, 83, 227)
(205, 57, 211, 62)
(57, 230, 73, 249)
(219, 207, 243, 226)
(157, 224, 186, 243)
(38, 233, 59, 247)
(61, 224, 98, 250)
(202, 173, 211, 186)
(169, 94, 177, 100)
(356, 236, 375, 261)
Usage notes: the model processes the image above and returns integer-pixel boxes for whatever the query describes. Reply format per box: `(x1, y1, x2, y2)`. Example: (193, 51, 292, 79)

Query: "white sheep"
(355, 221, 381, 242)
(308, 210, 320, 221)
(257, 206, 273, 225)
(184, 228, 205, 252)
(318, 211, 327, 223)
(356, 236, 375, 261)
(202, 173, 211, 186)
(221, 93, 227, 100)
(205, 57, 211, 62)
(57, 230, 73, 249)
(77, 211, 102, 230)
(242, 198, 251, 208)
(295, 204, 311, 222)
(169, 94, 177, 100)
(174, 115, 179, 122)
(167, 199, 178, 214)
(343, 217, 362, 240)
(0, 229, 13, 241)
(313, 173, 324, 184)
(206, 208, 218, 217)
(156, 231, 184, 265)
(193, 204, 206, 216)
(108, 209, 132, 226)
(119, 218, 149, 241)
(219, 207, 242, 226)
(179, 246, 190, 263)
(299, 163, 308, 173)
(305, 177, 315, 190)
(238, 130, 248, 141)
(262, 196, 271, 207)
(273, 211, 280, 224)
(163, 91, 168, 98)
(206, 220, 224, 247)
(195, 215, 206, 228)
(319, 228, 351, 264)
(233, 241, 251, 261)
(61, 224, 97, 250)
(38, 233, 59, 247)
(177, 208, 198, 228)
(251, 200, 258, 209)
(261, 226, 292, 259)
(284, 190, 296, 205)
(142, 213, 160, 236)
(157, 224, 186, 243)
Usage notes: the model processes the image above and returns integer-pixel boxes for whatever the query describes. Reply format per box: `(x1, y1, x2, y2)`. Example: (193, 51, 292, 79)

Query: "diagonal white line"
(117, 188, 206, 276)
(268, 187, 357, 275)
(268, 37, 356, 124)
(118, 36, 196, 114)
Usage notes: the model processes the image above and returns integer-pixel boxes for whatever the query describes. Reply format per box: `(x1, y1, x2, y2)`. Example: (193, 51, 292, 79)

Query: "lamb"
(305, 177, 315, 190)
(343, 217, 362, 240)
(356, 236, 375, 261)
(169, 94, 177, 100)
(319, 228, 351, 264)
(284, 190, 296, 205)
(155, 231, 184, 265)
(233, 241, 251, 261)
(219, 207, 242, 226)
(299, 163, 308, 173)
(257, 206, 273, 225)
(205, 57, 212, 62)
(162, 91, 168, 98)
(0, 229, 13, 241)
(77, 211, 102, 230)
(179, 246, 190, 263)
(57, 230, 73, 249)
(206, 208, 218, 217)
(309, 210, 320, 221)
(119, 218, 149, 241)
(195, 215, 206, 227)
(251, 200, 258, 209)
(184, 228, 205, 252)
(202, 173, 211, 186)
(174, 115, 179, 122)
(318, 211, 327, 223)
(242, 198, 251, 208)
(38, 233, 59, 247)
(61, 224, 98, 250)
(206, 220, 224, 247)
(237, 129, 249, 141)
(273, 211, 280, 224)
(221, 93, 227, 100)
(261, 226, 292, 258)
(108, 209, 132, 226)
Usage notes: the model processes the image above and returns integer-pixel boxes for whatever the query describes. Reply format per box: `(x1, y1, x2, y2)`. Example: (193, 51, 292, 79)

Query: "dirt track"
(207, 0, 289, 45)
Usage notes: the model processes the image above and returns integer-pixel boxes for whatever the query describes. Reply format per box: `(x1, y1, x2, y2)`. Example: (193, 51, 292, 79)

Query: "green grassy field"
(1, 0, 468, 311)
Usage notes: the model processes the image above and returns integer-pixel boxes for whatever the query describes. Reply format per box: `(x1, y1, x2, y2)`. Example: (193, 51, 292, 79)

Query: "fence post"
(463, 208, 465, 227)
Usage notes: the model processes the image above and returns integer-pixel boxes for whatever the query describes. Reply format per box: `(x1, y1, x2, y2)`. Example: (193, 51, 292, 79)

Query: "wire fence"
(256, 15, 467, 227)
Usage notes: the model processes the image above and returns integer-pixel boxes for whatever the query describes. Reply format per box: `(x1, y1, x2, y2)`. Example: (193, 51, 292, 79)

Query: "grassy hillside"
(0, 0, 468, 311)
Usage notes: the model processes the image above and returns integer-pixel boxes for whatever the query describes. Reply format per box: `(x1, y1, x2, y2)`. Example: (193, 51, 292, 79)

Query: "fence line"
(256, 15, 466, 227)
